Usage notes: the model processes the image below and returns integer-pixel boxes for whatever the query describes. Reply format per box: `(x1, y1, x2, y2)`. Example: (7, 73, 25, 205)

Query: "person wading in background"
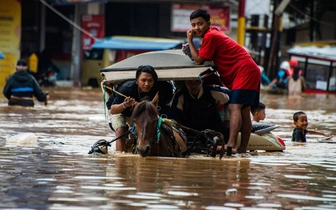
(3, 59, 49, 107)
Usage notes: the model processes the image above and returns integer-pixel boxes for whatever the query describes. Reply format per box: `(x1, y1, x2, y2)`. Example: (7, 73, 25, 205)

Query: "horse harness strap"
(153, 117, 179, 157)
(132, 117, 180, 157)
(130, 117, 162, 143)
(159, 123, 180, 157)
(156, 117, 163, 143)
(130, 123, 137, 137)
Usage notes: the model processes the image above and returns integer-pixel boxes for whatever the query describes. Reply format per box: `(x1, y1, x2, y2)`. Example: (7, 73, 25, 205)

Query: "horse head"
(131, 92, 159, 157)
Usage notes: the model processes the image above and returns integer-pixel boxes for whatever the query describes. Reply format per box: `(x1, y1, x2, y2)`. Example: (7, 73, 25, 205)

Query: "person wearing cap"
(289, 58, 304, 76)
(3, 59, 49, 107)
(289, 58, 298, 76)
(106, 65, 173, 152)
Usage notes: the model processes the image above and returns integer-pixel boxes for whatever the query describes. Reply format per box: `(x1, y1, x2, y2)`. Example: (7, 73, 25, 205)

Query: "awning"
(46, 0, 108, 5)
(287, 46, 336, 62)
(92, 36, 183, 50)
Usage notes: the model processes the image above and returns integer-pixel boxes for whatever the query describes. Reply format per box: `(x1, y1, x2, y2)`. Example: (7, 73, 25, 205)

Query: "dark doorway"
(105, 3, 160, 37)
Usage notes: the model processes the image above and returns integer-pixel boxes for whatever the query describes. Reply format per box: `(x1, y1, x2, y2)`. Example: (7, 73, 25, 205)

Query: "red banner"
(81, 15, 105, 50)
(204, 5, 230, 33)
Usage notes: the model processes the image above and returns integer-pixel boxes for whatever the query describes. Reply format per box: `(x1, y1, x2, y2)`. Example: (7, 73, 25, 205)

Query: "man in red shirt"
(184, 9, 261, 155)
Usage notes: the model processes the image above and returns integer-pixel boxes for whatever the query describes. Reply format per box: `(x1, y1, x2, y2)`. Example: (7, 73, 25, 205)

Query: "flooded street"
(0, 87, 336, 210)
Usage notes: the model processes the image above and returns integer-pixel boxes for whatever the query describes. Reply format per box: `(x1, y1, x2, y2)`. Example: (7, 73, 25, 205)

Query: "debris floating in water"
(6, 133, 38, 147)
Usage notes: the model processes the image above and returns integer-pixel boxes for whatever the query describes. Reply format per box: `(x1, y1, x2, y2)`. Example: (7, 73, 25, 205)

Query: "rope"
(88, 129, 131, 154)
(103, 85, 128, 98)
(103, 85, 107, 121)
(102, 83, 128, 121)
(39, 0, 97, 40)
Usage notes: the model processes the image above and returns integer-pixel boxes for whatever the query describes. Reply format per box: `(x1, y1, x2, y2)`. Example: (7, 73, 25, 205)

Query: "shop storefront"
(287, 46, 336, 93)
(2, 0, 233, 88)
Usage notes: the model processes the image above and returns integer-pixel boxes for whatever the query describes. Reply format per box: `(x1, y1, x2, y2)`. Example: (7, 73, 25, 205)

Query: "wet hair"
(190, 9, 210, 22)
(293, 111, 306, 122)
(292, 66, 301, 81)
(17, 59, 28, 66)
(251, 102, 266, 115)
(16, 59, 28, 71)
(135, 65, 158, 82)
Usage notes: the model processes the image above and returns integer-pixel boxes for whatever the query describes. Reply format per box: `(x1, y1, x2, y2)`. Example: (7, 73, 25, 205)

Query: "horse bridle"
(130, 116, 162, 143)
(131, 116, 179, 157)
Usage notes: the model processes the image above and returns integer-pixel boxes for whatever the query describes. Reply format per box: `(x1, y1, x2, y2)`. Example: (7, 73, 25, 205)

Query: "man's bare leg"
(115, 127, 127, 152)
(237, 106, 252, 153)
(226, 104, 243, 155)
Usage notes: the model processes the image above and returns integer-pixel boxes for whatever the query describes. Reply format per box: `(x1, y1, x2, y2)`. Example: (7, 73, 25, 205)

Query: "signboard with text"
(171, 4, 230, 33)
(81, 15, 105, 50)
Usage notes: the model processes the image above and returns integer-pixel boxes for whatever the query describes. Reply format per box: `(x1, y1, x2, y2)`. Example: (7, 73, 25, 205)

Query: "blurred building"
(2, 0, 335, 88)
(17, 0, 239, 85)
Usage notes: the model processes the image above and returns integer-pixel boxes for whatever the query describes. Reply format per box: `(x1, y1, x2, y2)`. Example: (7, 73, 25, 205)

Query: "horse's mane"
(131, 100, 158, 122)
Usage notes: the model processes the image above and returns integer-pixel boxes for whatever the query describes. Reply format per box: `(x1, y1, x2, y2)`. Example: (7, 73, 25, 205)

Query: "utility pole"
(309, 0, 315, 41)
(267, 0, 279, 79)
(237, 0, 246, 46)
(267, 0, 291, 78)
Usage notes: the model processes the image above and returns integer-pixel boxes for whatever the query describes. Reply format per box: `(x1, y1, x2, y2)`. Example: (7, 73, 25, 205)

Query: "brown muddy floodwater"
(0, 87, 336, 210)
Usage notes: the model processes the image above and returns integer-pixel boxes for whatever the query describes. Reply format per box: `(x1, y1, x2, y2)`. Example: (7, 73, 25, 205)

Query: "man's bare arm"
(188, 40, 206, 65)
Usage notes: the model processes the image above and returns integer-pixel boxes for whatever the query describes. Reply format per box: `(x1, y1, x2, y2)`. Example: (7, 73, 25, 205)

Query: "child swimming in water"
(292, 111, 333, 142)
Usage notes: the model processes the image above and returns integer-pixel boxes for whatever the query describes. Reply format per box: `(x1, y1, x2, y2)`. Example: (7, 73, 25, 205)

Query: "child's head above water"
(251, 102, 266, 122)
(293, 111, 308, 131)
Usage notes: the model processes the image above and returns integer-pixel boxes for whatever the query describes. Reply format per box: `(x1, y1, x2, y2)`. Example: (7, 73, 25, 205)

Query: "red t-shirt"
(198, 27, 260, 91)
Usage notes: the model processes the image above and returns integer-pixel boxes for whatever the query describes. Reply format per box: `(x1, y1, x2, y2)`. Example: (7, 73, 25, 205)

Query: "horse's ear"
(151, 91, 159, 107)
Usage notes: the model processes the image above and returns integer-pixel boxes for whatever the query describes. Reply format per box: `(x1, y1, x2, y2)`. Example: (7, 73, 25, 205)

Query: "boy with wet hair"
(251, 102, 266, 122)
(292, 111, 333, 142)
(184, 9, 261, 155)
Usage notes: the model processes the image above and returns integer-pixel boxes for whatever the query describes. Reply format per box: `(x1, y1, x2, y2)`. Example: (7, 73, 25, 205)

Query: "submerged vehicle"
(99, 49, 286, 153)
